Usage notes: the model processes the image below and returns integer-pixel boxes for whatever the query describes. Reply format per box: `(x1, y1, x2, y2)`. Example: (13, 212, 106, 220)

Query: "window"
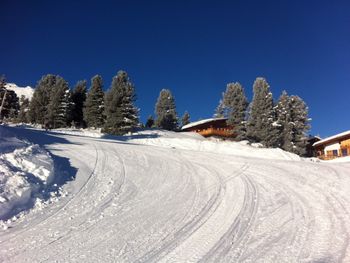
(333, 150, 338, 157)
(342, 148, 348, 156)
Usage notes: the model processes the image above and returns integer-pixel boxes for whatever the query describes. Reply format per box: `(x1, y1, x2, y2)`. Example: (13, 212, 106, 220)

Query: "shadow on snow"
(0, 126, 78, 220)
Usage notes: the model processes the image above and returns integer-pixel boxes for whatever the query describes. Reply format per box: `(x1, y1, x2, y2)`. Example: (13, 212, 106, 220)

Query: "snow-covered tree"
(103, 70, 139, 135)
(72, 80, 87, 128)
(181, 111, 190, 127)
(247, 77, 279, 147)
(221, 82, 249, 140)
(289, 95, 310, 155)
(46, 76, 73, 128)
(145, 115, 154, 128)
(214, 99, 226, 118)
(276, 91, 310, 155)
(275, 91, 293, 151)
(84, 75, 105, 128)
(155, 89, 178, 131)
(0, 87, 19, 120)
(29, 74, 56, 125)
(17, 95, 30, 123)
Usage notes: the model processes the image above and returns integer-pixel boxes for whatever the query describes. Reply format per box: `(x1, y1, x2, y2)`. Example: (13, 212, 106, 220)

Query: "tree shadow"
(0, 126, 78, 220)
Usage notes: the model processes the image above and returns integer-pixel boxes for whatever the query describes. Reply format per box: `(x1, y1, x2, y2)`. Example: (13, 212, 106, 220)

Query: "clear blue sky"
(1, 0, 349, 138)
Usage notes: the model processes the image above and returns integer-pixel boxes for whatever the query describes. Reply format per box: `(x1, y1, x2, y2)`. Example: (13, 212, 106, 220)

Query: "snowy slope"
(0, 126, 350, 262)
(5, 83, 34, 100)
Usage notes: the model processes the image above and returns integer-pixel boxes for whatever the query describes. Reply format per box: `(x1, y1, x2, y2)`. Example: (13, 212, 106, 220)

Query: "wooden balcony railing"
(197, 127, 234, 137)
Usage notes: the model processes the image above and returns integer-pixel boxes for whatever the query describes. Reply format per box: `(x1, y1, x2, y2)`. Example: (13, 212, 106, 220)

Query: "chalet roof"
(181, 118, 227, 130)
(313, 130, 350, 147)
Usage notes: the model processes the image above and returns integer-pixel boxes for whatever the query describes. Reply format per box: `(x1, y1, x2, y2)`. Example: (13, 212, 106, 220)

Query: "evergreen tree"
(29, 74, 57, 125)
(103, 71, 139, 135)
(289, 95, 310, 155)
(84, 75, 105, 128)
(17, 95, 30, 123)
(46, 76, 72, 128)
(155, 89, 178, 131)
(276, 91, 310, 155)
(222, 82, 248, 140)
(72, 80, 87, 128)
(276, 91, 293, 151)
(213, 99, 225, 118)
(145, 115, 154, 128)
(181, 111, 190, 127)
(247, 77, 279, 147)
(0, 88, 19, 120)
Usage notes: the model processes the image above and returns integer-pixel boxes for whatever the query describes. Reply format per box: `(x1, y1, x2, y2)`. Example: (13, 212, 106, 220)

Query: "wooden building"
(181, 118, 235, 138)
(313, 130, 350, 160)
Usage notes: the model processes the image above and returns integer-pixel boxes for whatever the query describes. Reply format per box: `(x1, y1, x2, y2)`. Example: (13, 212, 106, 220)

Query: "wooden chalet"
(313, 130, 350, 160)
(181, 118, 235, 138)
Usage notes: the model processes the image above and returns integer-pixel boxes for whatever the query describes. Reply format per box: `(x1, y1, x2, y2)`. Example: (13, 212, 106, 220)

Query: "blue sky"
(1, 0, 349, 137)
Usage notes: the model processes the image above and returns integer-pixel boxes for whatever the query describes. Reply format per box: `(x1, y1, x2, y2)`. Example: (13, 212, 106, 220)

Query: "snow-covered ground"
(0, 127, 54, 223)
(0, 126, 350, 262)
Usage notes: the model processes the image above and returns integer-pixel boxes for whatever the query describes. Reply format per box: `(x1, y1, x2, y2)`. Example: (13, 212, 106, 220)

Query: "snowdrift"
(0, 127, 53, 221)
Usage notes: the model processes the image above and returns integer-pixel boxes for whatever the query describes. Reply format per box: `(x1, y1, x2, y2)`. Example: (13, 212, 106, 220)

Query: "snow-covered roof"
(181, 118, 227, 130)
(313, 130, 350, 147)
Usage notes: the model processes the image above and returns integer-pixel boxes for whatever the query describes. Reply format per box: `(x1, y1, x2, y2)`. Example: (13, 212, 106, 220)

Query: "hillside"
(0, 126, 350, 262)
(5, 83, 34, 101)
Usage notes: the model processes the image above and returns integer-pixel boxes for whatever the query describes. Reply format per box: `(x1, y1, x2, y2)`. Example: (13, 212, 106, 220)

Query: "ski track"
(1, 131, 350, 262)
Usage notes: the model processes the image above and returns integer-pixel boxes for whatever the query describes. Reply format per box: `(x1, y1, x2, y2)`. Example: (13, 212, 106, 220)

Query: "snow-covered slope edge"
(5, 83, 34, 101)
(0, 127, 54, 223)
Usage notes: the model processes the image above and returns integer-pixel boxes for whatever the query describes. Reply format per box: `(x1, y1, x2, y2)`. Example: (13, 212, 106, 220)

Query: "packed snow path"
(1, 128, 350, 262)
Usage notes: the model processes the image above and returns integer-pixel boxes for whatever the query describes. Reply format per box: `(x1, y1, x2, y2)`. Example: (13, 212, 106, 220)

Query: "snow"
(313, 130, 350, 147)
(0, 128, 54, 221)
(0, 126, 350, 262)
(182, 117, 227, 130)
(4, 83, 34, 101)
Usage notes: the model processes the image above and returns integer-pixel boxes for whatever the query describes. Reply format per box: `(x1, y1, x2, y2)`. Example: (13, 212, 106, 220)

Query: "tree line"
(214, 77, 310, 155)
(0, 73, 310, 155)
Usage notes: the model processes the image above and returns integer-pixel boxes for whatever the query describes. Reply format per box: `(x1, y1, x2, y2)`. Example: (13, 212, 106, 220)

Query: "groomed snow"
(0, 126, 350, 262)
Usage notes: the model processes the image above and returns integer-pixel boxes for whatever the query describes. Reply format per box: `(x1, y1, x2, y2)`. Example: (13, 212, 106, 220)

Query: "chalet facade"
(181, 118, 235, 138)
(313, 130, 350, 160)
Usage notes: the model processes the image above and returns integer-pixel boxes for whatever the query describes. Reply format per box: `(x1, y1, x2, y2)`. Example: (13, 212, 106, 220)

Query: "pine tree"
(155, 89, 178, 131)
(103, 71, 139, 135)
(46, 76, 72, 128)
(289, 95, 310, 155)
(222, 82, 248, 140)
(247, 77, 279, 147)
(145, 115, 154, 128)
(17, 95, 30, 123)
(213, 99, 225, 118)
(181, 111, 190, 127)
(72, 80, 87, 128)
(0, 88, 19, 120)
(276, 91, 293, 151)
(276, 91, 310, 155)
(29, 74, 56, 125)
(84, 75, 105, 128)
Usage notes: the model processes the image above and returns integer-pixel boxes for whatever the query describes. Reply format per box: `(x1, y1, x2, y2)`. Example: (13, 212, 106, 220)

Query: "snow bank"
(0, 127, 54, 220)
(125, 129, 301, 161)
